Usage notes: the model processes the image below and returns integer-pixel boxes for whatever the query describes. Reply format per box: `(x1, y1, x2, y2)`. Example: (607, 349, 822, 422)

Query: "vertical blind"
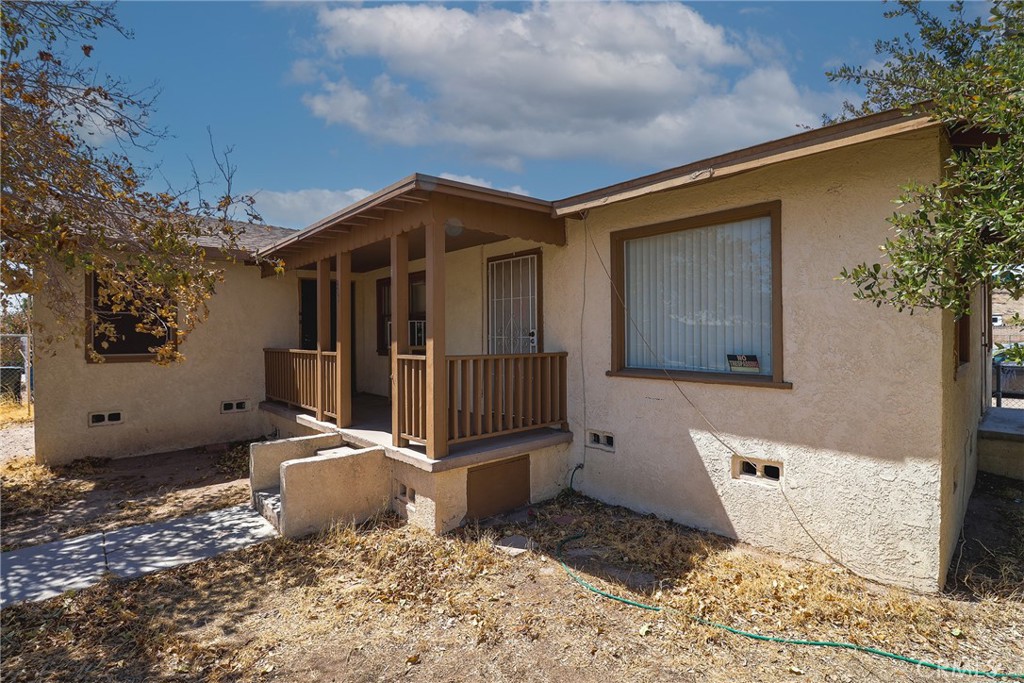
(624, 216, 772, 375)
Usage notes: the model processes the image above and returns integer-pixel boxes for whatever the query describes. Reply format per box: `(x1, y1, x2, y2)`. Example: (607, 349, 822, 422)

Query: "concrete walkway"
(1, 505, 275, 607)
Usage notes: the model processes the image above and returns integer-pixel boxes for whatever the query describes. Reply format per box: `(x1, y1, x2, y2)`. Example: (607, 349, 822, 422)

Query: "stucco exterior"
(34, 262, 299, 464)
(545, 127, 966, 592)
(938, 287, 987, 585)
(32, 118, 989, 593)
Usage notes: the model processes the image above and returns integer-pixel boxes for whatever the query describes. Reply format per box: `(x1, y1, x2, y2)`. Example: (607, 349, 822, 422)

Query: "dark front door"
(299, 278, 337, 351)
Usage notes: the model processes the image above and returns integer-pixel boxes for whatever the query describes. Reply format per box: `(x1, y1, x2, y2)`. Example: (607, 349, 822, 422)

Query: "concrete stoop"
(249, 435, 470, 538)
(253, 487, 282, 530)
(978, 408, 1024, 481)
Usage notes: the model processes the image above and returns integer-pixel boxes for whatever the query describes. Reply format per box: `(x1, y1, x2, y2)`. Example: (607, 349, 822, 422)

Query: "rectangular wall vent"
(586, 430, 616, 452)
(88, 411, 124, 427)
(732, 456, 783, 484)
(221, 400, 251, 414)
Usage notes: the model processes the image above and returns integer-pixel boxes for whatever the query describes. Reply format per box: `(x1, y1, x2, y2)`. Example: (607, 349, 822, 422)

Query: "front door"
(487, 252, 540, 354)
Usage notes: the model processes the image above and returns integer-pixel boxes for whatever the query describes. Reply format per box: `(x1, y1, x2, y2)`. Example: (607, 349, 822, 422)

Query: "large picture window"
(610, 201, 786, 387)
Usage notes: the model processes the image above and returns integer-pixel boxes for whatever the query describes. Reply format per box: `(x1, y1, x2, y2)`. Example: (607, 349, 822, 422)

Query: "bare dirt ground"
(0, 434, 252, 552)
(3, 478, 1022, 683)
(0, 423, 34, 460)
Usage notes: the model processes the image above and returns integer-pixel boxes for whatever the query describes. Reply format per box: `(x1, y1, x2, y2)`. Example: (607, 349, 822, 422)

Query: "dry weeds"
(1, 447, 252, 551)
(0, 395, 32, 428)
(3, 495, 1022, 683)
(0, 456, 98, 519)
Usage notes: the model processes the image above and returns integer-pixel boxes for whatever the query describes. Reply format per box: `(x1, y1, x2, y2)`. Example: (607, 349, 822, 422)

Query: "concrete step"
(316, 445, 359, 458)
(253, 487, 282, 530)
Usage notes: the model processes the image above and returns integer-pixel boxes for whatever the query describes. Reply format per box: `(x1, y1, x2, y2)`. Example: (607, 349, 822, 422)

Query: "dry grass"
(0, 456, 99, 520)
(0, 394, 32, 428)
(0, 448, 251, 552)
(215, 439, 263, 479)
(3, 495, 1022, 683)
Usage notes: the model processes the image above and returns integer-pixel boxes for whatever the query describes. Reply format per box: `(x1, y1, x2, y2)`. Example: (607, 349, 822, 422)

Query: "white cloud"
(254, 187, 372, 229)
(298, 2, 849, 168)
(287, 58, 321, 84)
(439, 173, 528, 197)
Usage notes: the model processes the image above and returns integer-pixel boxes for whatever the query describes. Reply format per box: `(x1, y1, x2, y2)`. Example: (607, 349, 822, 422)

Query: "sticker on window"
(727, 354, 760, 373)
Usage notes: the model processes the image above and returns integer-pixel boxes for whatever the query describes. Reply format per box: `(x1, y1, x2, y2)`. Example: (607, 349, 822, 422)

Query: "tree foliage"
(829, 1, 1023, 348)
(1, 2, 263, 363)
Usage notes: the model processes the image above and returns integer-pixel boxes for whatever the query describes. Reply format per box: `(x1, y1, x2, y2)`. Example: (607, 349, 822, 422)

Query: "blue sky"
(86, 1, 969, 229)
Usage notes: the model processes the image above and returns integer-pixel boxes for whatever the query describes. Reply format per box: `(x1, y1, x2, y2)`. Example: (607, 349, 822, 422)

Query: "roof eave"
(553, 108, 941, 217)
(258, 173, 554, 259)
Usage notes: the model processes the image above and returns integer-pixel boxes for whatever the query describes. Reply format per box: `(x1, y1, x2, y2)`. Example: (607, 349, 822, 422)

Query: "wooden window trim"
(486, 247, 544, 353)
(85, 273, 177, 363)
(608, 200, 785, 388)
(955, 312, 971, 368)
(377, 270, 425, 355)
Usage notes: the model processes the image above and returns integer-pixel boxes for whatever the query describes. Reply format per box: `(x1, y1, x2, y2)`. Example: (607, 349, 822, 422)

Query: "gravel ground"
(0, 425, 34, 461)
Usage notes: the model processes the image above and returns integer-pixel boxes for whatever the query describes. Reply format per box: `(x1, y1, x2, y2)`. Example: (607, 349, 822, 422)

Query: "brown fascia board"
(258, 173, 555, 259)
(553, 107, 942, 216)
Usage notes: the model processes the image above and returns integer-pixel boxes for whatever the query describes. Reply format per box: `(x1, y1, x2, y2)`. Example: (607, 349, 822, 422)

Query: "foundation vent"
(221, 400, 251, 414)
(732, 456, 783, 484)
(586, 430, 615, 452)
(88, 411, 123, 427)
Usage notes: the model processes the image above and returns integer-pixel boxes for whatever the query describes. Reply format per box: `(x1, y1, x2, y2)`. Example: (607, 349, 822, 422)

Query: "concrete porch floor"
(260, 394, 574, 474)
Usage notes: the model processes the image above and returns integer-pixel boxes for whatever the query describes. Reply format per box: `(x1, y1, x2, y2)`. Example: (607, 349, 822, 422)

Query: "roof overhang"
(259, 173, 557, 263)
(553, 108, 942, 217)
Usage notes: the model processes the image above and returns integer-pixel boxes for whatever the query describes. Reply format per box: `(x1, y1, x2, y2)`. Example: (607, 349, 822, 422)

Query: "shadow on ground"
(945, 471, 1024, 600)
(1, 442, 254, 551)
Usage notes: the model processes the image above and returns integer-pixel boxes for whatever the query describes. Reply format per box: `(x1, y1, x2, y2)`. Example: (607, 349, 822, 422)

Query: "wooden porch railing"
(446, 352, 568, 445)
(395, 354, 428, 443)
(265, 348, 338, 418)
(267, 349, 569, 450)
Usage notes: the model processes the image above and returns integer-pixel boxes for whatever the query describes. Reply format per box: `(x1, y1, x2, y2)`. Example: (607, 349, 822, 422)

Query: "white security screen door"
(488, 254, 539, 354)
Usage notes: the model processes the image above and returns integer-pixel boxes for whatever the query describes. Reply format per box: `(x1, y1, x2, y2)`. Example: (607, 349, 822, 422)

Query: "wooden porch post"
(425, 222, 448, 459)
(390, 233, 410, 447)
(336, 248, 352, 427)
(315, 257, 331, 422)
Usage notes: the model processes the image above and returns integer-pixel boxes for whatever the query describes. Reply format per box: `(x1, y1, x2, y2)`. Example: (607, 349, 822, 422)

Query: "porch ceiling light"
(444, 217, 464, 237)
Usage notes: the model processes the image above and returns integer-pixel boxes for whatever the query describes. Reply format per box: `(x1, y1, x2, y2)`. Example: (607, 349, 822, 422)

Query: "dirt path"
(0, 424, 34, 461)
(0, 434, 253, 552)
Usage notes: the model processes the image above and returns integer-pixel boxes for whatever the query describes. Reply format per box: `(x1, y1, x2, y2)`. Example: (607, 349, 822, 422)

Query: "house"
(34, 109, 998, 592)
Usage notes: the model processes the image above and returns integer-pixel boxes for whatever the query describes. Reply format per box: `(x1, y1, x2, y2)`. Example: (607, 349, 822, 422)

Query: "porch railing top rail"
(446, 351, 567, 361)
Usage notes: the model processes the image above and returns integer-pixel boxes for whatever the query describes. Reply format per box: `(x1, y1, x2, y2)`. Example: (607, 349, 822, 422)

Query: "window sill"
(86, 353, 159, 364)
(606, 368, 793, 390)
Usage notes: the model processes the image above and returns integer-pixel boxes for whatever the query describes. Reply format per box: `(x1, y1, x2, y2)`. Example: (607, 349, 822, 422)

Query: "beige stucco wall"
(546, 128, 958, 591)
(279, 447, 391, 538)
(937, 287, 986, 586)
(34, 262, 300, 464)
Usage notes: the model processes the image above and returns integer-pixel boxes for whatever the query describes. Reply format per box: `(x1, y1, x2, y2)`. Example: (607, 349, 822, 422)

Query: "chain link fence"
(1, 334, 31, 404)
(992, 361, 1024, 410)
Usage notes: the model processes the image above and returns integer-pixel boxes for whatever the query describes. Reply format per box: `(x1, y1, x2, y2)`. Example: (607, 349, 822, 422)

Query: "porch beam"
(425, 222, 448, 459)
(391, 232, 410, 448)
(315, 256, 331, 422)
(336, 248, 352, 428)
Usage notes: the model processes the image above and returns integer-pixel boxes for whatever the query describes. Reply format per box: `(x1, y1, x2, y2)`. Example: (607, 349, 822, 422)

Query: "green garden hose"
(555, 533, 1024, 680)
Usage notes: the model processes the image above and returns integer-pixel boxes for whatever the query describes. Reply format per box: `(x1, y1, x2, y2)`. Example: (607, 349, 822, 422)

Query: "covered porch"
(257, 174, 571, 461)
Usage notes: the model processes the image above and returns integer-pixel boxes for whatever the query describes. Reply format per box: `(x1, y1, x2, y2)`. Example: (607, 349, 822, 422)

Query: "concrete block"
(249, 433, 346, 492)
(978, 437, 1024, 480)
(279, 447, 390, 538)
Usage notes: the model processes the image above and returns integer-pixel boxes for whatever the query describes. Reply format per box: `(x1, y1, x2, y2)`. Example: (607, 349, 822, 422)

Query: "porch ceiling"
(260, 173, 565, 271)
